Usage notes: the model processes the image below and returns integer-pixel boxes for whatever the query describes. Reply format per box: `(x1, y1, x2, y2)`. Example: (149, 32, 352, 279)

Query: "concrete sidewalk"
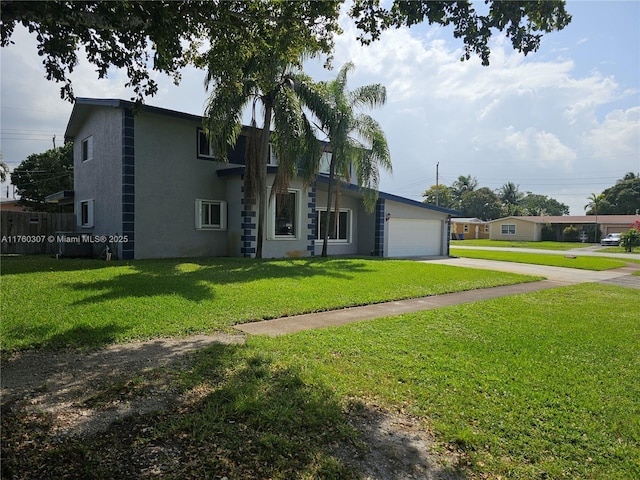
(235, 258, 639, 337)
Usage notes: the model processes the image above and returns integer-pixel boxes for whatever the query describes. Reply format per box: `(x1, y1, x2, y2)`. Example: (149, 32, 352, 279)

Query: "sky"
(1, 0, 639, 215)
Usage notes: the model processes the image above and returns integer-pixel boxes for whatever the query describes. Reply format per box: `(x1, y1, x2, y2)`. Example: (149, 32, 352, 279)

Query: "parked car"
(600, 233, 621, 246)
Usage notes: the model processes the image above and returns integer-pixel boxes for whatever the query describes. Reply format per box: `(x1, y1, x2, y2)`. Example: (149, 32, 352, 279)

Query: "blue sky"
(1, 0, 638, 215)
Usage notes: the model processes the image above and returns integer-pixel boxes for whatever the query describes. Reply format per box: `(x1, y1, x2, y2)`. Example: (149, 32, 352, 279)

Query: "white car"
(600, 233, 621, 246)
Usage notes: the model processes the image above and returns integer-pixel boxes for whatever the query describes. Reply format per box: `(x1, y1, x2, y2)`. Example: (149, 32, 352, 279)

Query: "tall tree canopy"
(520, 193, 569, 216)
(2, 1, 570, 103)
(587, 173, 640, 215)
(11, 143, 73, 211)
(460, 187, 502, 220)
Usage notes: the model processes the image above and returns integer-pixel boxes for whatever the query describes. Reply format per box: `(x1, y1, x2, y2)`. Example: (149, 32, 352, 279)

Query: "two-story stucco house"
(62, 98, 457, 260)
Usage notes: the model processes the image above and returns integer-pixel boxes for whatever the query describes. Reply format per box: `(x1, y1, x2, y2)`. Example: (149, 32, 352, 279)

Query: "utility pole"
(52, 135, 56, 149)
(435, 162, 439, 206)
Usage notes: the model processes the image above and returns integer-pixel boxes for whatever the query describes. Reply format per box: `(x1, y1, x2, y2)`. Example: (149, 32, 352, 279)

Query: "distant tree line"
(422, 175, 570, 220)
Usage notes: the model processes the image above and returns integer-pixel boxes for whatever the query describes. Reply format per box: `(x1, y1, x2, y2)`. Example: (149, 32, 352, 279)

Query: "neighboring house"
(450, 217, 489, 240)
(60, 98, 458, 260)
(488, 215, 640, 242)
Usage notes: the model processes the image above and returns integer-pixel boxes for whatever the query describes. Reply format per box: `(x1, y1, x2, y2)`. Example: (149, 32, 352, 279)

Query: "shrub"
(620, 228, 640, 252)
(562, 225, 579, 242)
(541, 224, 556, 241)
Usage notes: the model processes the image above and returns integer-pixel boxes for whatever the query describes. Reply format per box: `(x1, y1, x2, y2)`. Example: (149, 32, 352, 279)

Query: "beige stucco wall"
(489, 218, 540, 241)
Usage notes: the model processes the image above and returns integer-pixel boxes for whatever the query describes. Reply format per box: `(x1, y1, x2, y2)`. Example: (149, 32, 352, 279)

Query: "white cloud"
(2, 7, 638, 214)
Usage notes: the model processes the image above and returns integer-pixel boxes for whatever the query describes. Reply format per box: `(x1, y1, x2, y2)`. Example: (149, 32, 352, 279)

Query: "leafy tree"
(598, 173, 640, 215)
(10, 143, 73, 211)
(1, 1, 341, 103)
(351, 1, 571, 65)
(422, 185, 455, 209)
(0, 159, 9, 183)
(2, 1, 570, 104)
(459, 187, 502, 220)
(302, 62, 391, 257)
(520, 193, 569, 216)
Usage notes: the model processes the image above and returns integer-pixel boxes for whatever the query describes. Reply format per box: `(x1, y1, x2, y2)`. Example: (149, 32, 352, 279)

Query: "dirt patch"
(2, 334, 465, 479)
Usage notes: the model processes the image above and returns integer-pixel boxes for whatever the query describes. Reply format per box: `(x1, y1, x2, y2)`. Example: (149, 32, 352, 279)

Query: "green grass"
(5, 284, 637, 479)
(254, 283, 640, 479)
(0, 255, 538, 352)
(450, 247, 630, 270)
(451, 239, 591, 250)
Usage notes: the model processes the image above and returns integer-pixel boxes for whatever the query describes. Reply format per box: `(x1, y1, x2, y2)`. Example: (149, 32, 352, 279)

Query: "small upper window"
(81, 136, 93, 162)
(319, 151, 332, 174)
(197, 129, 214, 159)
(268, 144, 279, 166)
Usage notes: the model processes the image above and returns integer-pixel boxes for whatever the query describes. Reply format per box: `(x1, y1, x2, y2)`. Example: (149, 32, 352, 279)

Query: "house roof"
(65, 98, 206, 140)
(217, 166, 460, 216)
(488, 215, 640, 225)
(451, 217, 486, 223)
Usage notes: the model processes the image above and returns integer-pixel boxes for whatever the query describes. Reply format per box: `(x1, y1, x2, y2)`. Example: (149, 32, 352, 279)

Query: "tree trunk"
(256, 100, 273, 259)
(321, 157, 337, 257)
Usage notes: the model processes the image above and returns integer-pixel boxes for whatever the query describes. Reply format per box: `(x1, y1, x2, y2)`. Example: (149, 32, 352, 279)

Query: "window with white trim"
(501, 224, 516, 235)
(78, 199, 94, 228)
(319, 151, 332, 174)
(463, 225, 469, 233)
(81, 136, 93, 162)
(270, 190, 298, 238)
(197, 128, 214, 159)
(268, 144, 279, 166)
(195, 199, 226, 230)
(316, 209, 351, 242)
(484, 225, 489, 233)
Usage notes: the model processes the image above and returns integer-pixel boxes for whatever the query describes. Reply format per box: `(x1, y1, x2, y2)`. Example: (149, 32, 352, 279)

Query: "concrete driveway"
(427, 256, 640, 285)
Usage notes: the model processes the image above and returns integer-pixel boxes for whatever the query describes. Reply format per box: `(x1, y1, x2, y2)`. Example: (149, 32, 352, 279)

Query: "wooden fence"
(1, 211, 75, 255)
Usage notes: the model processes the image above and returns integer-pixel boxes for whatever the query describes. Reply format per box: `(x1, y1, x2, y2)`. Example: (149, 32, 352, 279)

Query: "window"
(316, 209, 350, 242)
(270, 191, 298, 238)
(463, 225, 469, 233)
(197, 129, 214, 159)
(484, 225, 489, 233)
(501, 224, 516, 235)
(319, 151, 332, 174)
(81, 136, 93, 162)
(195, 199, 226, 230)
(268, 144, 279, 166)
(78, 199, 94, 228)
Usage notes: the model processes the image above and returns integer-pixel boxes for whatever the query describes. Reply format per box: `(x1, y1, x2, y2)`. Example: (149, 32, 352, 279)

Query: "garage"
(387, 218, 442, 257)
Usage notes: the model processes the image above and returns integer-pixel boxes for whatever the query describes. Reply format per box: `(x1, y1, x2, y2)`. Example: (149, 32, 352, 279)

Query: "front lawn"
(0, 255, 538, 352)
(450, 247, 631, 270)
(4, 284, 637, 479)
(259, 283, 640, 479)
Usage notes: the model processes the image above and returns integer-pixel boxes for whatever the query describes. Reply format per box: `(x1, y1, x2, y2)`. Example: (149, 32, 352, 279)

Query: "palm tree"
(204, 59, 319, 259)
(499, 182, 523, 216)
(300, 62, 392, 257)
(451, 175, 478, 209)
(585, 193, 604, 242)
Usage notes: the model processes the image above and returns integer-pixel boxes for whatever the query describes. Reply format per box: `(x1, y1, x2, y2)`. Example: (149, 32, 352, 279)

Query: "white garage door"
(387, 219, 442, 257)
